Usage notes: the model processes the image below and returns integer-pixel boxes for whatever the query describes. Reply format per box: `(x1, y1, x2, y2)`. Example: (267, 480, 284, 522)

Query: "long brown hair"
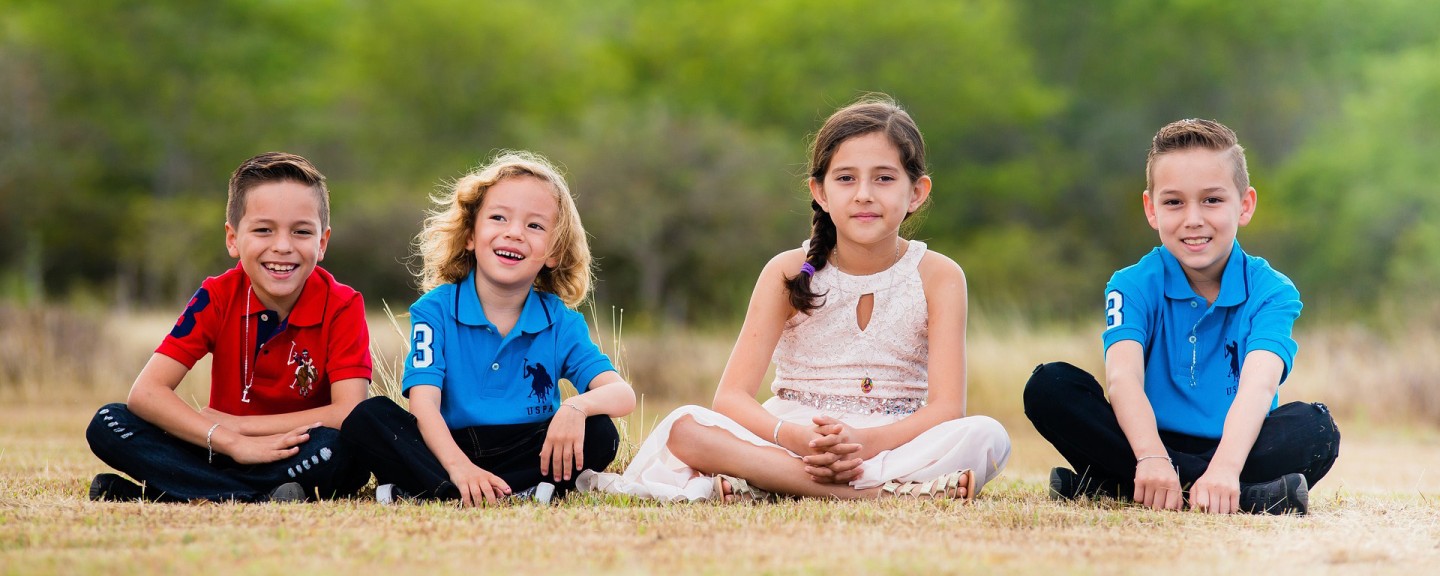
(784, 95, 928, 313)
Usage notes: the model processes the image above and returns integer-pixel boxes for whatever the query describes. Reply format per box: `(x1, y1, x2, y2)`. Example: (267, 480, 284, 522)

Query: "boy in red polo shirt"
(85, 152, 372, 502)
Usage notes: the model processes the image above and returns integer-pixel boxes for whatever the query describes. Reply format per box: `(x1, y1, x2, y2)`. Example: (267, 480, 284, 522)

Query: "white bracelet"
(206, 423, 221, 464)
(562, 402, 586, 417)
(772, 419, 784, 445)
(1136, 454, 1172, 466)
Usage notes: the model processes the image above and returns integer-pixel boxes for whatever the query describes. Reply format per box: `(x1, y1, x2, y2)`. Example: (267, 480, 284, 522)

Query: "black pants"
(340, 396, 619, 499)
(86, 403, 369, 502)
(1023, 362, 1340, 488)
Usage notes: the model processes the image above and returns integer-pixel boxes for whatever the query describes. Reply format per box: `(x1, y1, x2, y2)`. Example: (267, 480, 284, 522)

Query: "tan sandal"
(712, 474, 773, 504)
(880, 469, 975, 503)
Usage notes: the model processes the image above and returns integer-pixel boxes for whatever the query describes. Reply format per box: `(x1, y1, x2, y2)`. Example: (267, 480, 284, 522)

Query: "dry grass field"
(2, 305, 1439, 574)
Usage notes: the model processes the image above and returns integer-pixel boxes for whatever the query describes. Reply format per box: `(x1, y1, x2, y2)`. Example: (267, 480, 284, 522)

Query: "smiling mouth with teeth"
(264, 263, 298, 272)
(1182, 238, 1210, 245)
(495, 250, 525, 260)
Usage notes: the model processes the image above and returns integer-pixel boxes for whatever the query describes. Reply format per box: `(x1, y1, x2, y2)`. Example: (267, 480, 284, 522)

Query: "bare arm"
(711, 251, 821, 454)
(128, 353, 313, 465)
(1189, 350, 1284, 513)
(409, 384, 509, 506)
(540, 371, 636, 482)
(202, 377, 367, 435)
(1106, 340, 1184, 510)
(562, 371, 635, 417)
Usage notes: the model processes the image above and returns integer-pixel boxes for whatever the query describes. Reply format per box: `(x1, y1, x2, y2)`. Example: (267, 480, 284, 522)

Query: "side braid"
(784, 200, 837, 313)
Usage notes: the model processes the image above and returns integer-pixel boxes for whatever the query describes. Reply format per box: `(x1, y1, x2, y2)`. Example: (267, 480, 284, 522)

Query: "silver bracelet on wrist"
(562, 402, 586, 416)
(1136, 454, 1172, 466)
(206, 423, 221, 464)
(772, 419, 784, 445)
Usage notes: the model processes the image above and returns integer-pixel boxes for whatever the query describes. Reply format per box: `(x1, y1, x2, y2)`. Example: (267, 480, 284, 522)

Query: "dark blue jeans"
(1023, 362, 1341, 488)
(86, 403, 369, 502)
(340, 396, 619, 500)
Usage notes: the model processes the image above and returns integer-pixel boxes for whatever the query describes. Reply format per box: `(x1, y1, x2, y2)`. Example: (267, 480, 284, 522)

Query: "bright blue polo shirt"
(1102, 240, 1301, 439)
(402, 270, 615, 428)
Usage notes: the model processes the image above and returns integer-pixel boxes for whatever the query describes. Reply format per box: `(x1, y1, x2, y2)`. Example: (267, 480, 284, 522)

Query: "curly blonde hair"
(414, 151, 592, 308)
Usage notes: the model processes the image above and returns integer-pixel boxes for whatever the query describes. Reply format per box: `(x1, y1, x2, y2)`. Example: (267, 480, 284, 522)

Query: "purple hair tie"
(800, 262, 816, 276)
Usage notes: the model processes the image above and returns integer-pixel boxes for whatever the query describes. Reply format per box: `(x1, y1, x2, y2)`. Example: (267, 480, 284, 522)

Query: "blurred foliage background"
(3, 0, 1439, 327)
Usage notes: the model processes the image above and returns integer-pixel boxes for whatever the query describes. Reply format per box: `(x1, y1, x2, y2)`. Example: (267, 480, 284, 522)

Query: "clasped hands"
(200, 406, 317, 465)
(798, 415, 867, 485)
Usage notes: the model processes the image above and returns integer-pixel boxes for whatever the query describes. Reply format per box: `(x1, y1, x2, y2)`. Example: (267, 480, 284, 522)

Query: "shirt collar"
(1161, 239, 1248, 307)
(237, 263, 328, 327)
(455, 269, 554, 334)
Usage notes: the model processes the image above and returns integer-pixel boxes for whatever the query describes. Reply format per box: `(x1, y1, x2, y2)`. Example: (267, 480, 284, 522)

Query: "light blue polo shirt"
(1102, 240, 1301, 439)
(402, 270, 615, 428)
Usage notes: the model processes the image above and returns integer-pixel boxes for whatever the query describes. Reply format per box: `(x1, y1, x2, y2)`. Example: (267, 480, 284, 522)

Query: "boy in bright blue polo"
(340, 152, 635, 506)
(1023, 119, 1339, 515)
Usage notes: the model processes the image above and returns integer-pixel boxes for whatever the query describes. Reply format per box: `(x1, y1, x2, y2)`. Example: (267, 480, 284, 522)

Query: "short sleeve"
(1245, 281, 1302, 382)
(326, 292, 373, 383)
(156, 283, 222, 368)
(556, 309, 616, 393)
(402, 295, 448, 396)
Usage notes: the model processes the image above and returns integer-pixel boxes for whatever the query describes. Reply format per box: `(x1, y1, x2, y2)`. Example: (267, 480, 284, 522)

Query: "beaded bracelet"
(206, 423, 221, 464)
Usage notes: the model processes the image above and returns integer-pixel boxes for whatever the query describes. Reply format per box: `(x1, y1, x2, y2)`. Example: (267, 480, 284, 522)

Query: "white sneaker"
(510, 482, 555, 504)
(376, 483, 409, 505)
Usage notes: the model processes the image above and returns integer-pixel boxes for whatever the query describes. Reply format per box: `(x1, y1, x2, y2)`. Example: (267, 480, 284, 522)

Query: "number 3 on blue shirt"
(411, 322, 434, 368)
(1105, 290, 1124, 328)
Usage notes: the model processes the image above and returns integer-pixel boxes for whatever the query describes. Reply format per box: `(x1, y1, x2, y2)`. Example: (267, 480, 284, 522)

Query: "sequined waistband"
(775, 388, 924, 416)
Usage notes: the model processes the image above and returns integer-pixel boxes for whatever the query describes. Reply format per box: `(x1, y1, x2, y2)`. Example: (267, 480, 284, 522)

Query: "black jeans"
(340, 396, 619, 499)
(1023, 362, 1340, 488)
(86, 403, 369, 502)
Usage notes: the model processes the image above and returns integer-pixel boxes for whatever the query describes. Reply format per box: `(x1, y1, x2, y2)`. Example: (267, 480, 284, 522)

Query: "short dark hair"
(1146, 118, 1249, 193)
(226, 152, 330, 229)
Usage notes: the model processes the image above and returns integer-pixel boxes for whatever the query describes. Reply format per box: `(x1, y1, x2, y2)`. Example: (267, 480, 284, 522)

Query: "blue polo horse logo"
(1224, 341, 1240, 379)
(524, 359, 555, 403)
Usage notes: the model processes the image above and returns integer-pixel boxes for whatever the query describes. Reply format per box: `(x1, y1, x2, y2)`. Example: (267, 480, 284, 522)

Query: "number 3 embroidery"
(1105, 290, 1124, 328)
(411, 323, 434, 368)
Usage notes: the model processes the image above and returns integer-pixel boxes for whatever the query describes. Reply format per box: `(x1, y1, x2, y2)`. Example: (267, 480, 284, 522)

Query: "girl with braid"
(579, 95, 1011, 502)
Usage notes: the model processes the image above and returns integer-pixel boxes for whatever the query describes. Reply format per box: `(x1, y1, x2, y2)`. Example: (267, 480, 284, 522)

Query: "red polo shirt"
(157, 264, 372, 416)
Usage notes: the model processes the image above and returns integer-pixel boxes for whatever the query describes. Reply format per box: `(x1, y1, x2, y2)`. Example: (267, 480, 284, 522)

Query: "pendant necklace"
(240, 285, 255, 403)
(840, 239, 902, 395)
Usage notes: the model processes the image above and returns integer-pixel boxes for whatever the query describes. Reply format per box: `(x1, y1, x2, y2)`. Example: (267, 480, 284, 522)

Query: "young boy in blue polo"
(340, 152, 635, 506)
(1024, 119, 1340, 515)
(86, 152, 372, 502)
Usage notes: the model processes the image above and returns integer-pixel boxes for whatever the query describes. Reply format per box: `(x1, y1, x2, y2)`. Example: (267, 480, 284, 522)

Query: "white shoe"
(376, 483, 407, 505)
(510, 482, 555, 504)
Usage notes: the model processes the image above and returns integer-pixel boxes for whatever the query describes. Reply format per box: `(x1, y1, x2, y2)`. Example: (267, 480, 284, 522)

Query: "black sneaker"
(265, 482, 307, 503)
(1239, 473, 1309, 515)
(89, 473, 144, 502)
(1049, 467, 1123, 501)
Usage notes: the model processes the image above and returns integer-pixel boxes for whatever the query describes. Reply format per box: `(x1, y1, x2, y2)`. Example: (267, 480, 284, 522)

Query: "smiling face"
(225, 180, 330, 316)
(1144, 147, 1257, 294)
(466, 175, 560, 295)
(809, 131, 931, 249)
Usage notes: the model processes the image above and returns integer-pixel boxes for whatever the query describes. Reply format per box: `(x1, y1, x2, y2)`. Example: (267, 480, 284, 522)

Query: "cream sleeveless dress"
(577, 240, 1011, 501)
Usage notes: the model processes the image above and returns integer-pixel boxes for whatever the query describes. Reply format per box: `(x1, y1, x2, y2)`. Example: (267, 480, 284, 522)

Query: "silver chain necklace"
(241, 286, 255, 403)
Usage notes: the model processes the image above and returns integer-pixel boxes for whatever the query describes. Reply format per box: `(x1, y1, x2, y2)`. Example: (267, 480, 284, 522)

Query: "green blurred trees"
(2, 0, 1438, 324)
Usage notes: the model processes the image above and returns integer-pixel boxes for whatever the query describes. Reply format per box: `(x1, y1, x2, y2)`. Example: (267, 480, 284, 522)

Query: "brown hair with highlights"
(1146, 118, 1249, 193)
(227, 152, 330, 229)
